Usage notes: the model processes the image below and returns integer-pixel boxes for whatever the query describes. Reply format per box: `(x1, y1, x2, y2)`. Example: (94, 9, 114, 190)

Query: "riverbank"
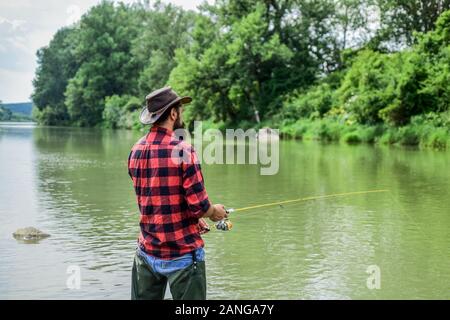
(277, 118, 450, 150)
(20, 117, 450, 151)
(196, 115, 450, 151)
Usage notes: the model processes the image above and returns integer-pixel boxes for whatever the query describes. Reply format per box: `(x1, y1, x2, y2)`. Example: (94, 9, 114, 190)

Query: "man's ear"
(170, 107, 178, 121)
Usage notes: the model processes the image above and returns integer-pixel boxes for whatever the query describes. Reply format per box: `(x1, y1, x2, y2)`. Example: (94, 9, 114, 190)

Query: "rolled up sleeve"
(182, 146, 211, 219)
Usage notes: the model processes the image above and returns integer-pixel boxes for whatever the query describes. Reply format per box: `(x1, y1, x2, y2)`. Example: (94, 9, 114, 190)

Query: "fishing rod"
(212, 189, 389, 231)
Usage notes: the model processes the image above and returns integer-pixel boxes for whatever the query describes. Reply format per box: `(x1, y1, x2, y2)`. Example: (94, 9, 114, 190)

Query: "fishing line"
(232, 189, 390, 213)
(210, 189, 390, 231)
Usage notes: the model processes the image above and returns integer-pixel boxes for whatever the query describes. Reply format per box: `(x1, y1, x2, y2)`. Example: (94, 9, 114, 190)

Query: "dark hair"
(154, 102, 181, 125)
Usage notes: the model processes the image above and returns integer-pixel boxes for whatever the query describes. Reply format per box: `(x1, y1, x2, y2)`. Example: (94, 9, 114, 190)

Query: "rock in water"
(13, 227, 50, 241)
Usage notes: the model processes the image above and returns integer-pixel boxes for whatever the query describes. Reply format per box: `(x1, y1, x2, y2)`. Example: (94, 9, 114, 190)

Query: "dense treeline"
(32, 0, 450, 148)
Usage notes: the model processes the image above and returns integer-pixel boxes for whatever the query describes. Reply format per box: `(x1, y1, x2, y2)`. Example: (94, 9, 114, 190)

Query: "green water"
(0, 122, 449, 299)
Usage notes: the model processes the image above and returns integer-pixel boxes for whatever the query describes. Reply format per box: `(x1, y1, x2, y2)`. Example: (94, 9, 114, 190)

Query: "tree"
(65, 2, 142, 126)
(381, 9, 450, 123)
(131, 1, 197, 97)
(375, 0, 450, 49)
(169, 0, 339, 125)
(32, 27, 78, 125)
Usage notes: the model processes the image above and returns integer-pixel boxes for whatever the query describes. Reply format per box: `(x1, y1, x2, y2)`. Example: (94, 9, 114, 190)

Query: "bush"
(32, 105, 70, 125)
(359, 126, 383, 143)
(397, 126, 421, 146)
(411, 111, 450, 127)
(423, 129, 449, 150)
(379, 53, 435, 125)
(103, 96, 124, 129)
(292, 121, 311, 139)
(279, 117, 449, 150)
(103, 95, 142, 129)
(283, 83, 335, 120)
(342, 131, 362, 144)
(337, 50, 399, 125)
(313, 119, 343, 141)
(378, 129, 399, 145)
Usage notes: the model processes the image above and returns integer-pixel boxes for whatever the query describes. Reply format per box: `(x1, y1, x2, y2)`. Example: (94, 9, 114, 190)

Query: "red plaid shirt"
(128, 126, 211, 259)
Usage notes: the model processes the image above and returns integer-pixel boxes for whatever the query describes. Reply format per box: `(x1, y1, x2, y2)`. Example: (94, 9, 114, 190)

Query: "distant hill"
(2, 102, 33, 116)
(0, 102, 33, 121)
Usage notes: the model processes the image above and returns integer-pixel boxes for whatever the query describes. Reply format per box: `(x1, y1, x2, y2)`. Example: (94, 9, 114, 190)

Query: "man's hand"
(210, 204, 228, 222)
(204, 204, 228, 222)
(198, 218, 210, 234)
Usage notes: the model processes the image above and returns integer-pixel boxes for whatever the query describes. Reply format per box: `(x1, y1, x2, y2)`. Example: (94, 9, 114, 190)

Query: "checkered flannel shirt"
(128, 126, 211, 259)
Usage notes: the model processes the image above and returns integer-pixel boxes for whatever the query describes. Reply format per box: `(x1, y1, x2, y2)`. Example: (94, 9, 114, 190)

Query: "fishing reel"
(215, 208, 234, 231)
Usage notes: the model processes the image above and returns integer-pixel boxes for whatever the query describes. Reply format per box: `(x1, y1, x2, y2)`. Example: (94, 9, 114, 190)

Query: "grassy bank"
(277, 118, 450, 150)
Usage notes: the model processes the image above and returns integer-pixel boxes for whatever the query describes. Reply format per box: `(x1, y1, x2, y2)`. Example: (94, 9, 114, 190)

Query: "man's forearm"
(203, 203, 227, 222)
(203, 203, 215, 218)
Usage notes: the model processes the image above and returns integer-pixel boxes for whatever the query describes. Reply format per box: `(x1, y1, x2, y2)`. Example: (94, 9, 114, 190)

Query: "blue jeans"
(137, 247, 205, 277)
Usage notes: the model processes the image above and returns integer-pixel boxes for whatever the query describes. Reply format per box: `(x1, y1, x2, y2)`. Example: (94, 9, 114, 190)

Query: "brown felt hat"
(139, 86, 192, 125)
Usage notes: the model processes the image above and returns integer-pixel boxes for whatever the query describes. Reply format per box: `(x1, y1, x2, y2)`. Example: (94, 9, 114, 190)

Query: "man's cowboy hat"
(139, 86, 192, 125)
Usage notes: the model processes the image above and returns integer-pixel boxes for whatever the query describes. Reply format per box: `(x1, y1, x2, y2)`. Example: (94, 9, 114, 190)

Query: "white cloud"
(0, 17, 27, 30)
(0, 0, 207, 103)
(0, 68, 34, 103)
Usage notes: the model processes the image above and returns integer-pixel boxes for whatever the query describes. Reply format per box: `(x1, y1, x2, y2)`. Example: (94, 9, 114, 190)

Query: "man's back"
(128, 126, 211, 259)
(129, 87, 227, 300)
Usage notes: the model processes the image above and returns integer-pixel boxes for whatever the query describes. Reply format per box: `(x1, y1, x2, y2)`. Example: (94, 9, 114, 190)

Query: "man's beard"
(173, 115, 184, 130)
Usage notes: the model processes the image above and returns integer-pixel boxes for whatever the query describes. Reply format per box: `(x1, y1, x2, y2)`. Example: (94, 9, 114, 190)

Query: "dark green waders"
(131, 250, 207, 300)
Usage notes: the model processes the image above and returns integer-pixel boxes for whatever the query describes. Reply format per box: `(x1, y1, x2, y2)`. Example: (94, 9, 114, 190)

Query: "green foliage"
(379, 10, 450, 124)
(337, 50, 400, 124)
(424, 129, 450, 150)
(375, 0, 450, 49)
(29, 0, 450, 152)
(102, 96, 123, 129)
(32, 105, 68, 125)
(411, 111, 450, 127)
(377, 52, 435, 125)
(132, 2, 196, 97)
(169, 0, 337, 124)
(398, 126, 422, 145)
(33, 1, 194, 127)
(357, 126, 382, 143)
(65, 2, 142, 127)
(283, 83, 335, 120)
(416, 11, 450, 113)
(342, 131, 363, 144)
(280, 117, 449, 150)
(377, 123, 450, 149)
(102, 95, 143, 129)
(0, 103, 12, 121)
(32, 27, 78, 124)
(283, 9, 450, 130)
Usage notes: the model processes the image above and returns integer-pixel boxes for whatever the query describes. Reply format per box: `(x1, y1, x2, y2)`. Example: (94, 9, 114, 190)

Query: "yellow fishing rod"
(213, 189, 389, 231)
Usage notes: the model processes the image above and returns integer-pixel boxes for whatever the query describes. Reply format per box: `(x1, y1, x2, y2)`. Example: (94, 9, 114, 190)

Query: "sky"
(0, 0, 207, 103)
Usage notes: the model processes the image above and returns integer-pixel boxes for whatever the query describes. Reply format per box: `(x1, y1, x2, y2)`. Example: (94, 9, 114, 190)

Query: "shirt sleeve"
(127, 150, 133, 180)
(182, 145, 211, 219)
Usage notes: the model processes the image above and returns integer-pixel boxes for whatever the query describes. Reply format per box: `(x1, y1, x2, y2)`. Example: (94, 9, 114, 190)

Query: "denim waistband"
(137, 247, 205, 277)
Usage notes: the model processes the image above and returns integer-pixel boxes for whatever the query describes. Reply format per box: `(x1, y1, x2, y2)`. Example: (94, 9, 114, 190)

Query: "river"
(0, 122, 449, 299)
